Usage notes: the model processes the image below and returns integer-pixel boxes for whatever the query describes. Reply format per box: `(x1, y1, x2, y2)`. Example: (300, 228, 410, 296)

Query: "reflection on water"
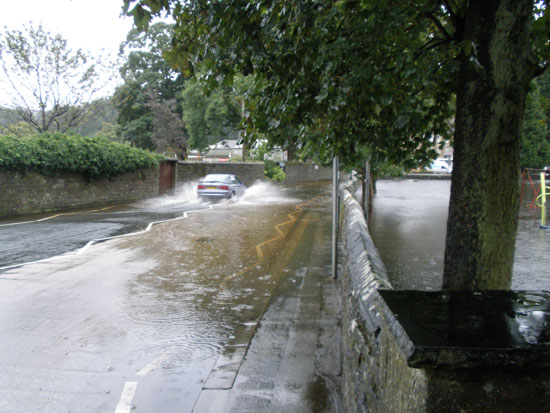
(368, 179, 550, 291)
(114, 186, 323, 392)
(0, 182, 332, 412)
(511, 216, 550, 289)
(369, 180, 449, 290)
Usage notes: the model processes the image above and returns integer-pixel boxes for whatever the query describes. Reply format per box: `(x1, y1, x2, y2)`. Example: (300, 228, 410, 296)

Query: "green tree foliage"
(144, 0, 453, 171)
(0, 133, 162, 180)
(123, 0, 549, 290)
(0, 23, 112, 133)
(264, 160, 286, 181)
(72, 98, 120, 140)
(521, 79, 550, 169)
(145, 89, 188, 158)
(252, 140, 286, 180)
(1, 121, 34, 138)
(181, 80, 241, 152)
(181, 82, 208, 151)
(0, 107, 19, 129)
(113, 22, 185, 150)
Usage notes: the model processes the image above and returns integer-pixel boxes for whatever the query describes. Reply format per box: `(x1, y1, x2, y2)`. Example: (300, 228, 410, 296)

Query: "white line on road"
(0, 205, 215, 271)
(184, 204, 213, 218)
(137, 351, 176, 377)
(0, 254, 68, 272)
(115, 381, 138, 413)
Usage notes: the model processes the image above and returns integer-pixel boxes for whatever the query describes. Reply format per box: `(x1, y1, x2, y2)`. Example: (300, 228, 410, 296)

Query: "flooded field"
(368, 179, 550, 291)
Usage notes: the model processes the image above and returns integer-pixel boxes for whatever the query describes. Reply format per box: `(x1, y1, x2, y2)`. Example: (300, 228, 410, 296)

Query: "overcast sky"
(0, 0, 173, 105)
(0, 0, 138, 57)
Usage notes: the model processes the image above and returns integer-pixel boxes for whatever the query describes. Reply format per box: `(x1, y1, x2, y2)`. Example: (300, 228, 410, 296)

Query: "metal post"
(541, 172, 547, 228)
(364, 160, 370, 224)
(332, 156, 339, 279)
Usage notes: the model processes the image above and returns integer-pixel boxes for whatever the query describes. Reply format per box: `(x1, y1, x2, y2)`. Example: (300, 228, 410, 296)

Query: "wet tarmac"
(0, 181, 341, 412)
(0, 183, 210, 270)
(368, 179, 550, 290)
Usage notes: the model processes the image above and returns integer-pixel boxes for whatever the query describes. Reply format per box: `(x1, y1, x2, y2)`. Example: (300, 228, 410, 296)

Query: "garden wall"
(0, 161, 329, 219)
(0, 168, 159, 218)
(285, 162, 332, 183)
(175, 161, 265, 187)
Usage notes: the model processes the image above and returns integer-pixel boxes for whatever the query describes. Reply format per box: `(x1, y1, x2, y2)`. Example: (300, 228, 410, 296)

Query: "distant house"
(203, 139, 243, 160)
(202, 137, 287, 162)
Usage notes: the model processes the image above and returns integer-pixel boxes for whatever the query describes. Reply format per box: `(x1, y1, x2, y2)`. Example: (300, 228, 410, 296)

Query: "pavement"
(193, 212, 343, 413)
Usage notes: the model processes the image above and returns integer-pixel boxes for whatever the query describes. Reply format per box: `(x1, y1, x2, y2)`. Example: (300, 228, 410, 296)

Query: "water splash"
(234, 181, 299, 205)
(138, 182, 201, 208)
(174, 181, 201, 204)
(139, 180, 298, 208)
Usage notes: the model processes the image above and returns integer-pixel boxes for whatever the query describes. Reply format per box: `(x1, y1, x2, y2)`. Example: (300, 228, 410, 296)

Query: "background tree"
(72, 98, 120, 140)
(145, 89, 188, 159)
(123, 0, 549, 290)
(521, 79, 550, 169)
(113, 22, 185, 149)
(181, 79, 242, 152)
(0, 23, 112, 133)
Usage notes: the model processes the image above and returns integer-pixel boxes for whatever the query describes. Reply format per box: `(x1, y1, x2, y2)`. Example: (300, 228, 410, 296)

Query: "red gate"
(159, 161, 175, 195)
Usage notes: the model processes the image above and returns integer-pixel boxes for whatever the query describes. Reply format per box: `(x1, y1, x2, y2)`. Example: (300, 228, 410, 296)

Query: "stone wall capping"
(379, 289, 550, 370)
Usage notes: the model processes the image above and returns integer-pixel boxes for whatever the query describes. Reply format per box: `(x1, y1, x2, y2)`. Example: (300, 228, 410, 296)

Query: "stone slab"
(379, 290, 550, 369)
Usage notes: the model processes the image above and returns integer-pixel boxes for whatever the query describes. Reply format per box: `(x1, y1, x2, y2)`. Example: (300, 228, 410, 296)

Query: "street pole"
(364, 160, 370, 225)
(332, 156, 339, 279)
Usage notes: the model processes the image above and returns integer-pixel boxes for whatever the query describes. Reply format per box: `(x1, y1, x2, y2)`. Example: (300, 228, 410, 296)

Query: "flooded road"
(368, 179, 550, 290)
(0, 183, 210, 270)
(0, 182, 335, 412)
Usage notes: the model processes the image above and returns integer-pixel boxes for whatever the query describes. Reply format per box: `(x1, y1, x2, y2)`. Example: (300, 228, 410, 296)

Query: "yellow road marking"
(34, 206, 114, 222)
(0, 205, 116, 228)
(222, 195, 323, 285)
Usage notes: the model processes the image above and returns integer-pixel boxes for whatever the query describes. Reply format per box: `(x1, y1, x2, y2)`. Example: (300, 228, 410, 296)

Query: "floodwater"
(0, 182, 215, 269)
(0, 181, 338, 412)
(0, 181, 302, 270)
(367, 179, 550, 291)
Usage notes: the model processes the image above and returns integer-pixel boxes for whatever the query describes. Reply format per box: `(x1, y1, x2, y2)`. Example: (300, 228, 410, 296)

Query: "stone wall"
(0, 161, 331, 218)
(175, 161, 265, 187)
(285, 162, 332, 183)
(340, 182, 396, 412)
(0, 168, 159, 218)
(340, 181, 550, 412)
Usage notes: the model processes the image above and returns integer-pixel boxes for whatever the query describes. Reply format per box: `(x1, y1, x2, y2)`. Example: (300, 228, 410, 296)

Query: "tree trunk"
(442, 0, 536, 290)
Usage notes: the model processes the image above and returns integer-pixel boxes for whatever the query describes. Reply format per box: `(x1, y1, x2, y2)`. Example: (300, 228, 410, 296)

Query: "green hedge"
(264, 160, 286, 181)
(0, 133, 163, 180)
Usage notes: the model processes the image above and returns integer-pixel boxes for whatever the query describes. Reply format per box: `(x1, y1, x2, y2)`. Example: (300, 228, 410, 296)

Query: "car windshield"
(203, 174, 230, 183)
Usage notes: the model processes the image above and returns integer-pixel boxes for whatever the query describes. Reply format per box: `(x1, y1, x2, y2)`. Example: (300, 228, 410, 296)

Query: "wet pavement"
(368, 179, 550, 290)
(0, 181, 341, 412)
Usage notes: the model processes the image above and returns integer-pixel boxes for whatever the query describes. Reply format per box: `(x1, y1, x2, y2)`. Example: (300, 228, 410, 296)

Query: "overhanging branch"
(424, 11, 454, 42)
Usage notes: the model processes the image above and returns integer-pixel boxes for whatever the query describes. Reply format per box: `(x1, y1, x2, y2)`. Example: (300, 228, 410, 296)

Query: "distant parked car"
(427, 159, 452, 173)
(197, 174, 247, 200)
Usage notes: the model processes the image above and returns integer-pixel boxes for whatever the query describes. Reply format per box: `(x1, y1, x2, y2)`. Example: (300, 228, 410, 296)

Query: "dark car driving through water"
(197, 174, 247, 200)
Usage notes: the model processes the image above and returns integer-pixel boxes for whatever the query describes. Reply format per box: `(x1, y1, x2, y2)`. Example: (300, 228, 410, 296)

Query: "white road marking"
(115, 381, 138, 413)
(137, 351, 175, 377)
(0, 254, 67, 271)
(1, 205, 215, 270)
(184, 204, 213, 218)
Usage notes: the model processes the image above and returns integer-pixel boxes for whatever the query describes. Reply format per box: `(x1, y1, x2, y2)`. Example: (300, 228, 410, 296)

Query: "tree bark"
(443, 0, 536, 290)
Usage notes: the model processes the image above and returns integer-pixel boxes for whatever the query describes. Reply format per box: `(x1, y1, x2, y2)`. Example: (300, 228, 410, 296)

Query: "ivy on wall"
(0, 133, 163, 180)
